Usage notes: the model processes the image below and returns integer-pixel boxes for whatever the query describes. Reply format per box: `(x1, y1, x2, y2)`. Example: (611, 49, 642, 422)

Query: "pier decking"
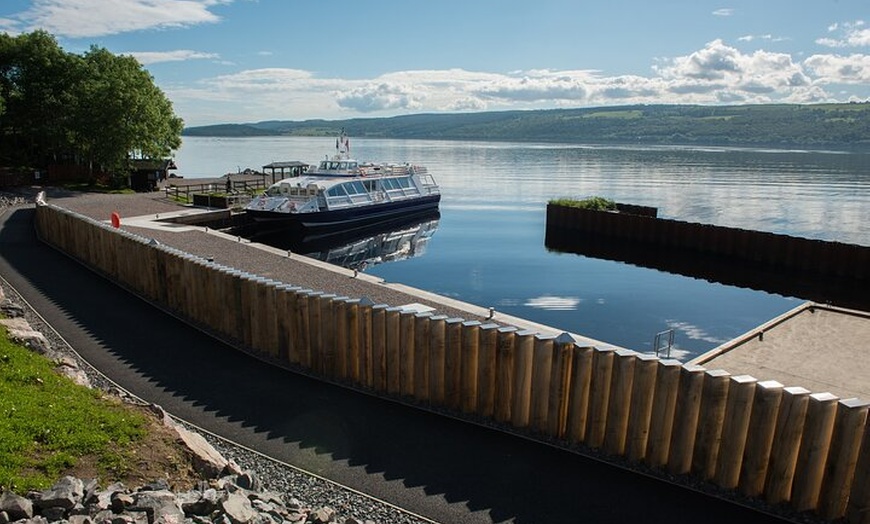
(690, 303, 870, 401)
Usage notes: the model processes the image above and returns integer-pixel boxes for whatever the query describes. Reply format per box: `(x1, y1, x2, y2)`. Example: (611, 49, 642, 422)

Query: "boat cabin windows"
(318, 160, 359, 172)
(381, 176, 414, 193)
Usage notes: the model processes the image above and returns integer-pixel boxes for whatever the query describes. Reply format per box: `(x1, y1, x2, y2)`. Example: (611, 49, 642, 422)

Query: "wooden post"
(667, 364, 707, 474)
(847, 416, 870, 524)
(604, 349, 637, 456)
(477, 323, 499, 419)
(765, 386, 811, 505)
(586, 347, 616, 449)
(228, 270, 246, 347)
(344, 299, 361, 383)
(413, 313, 432, 402)
(384, 307, 402, 395)
(511, 330, 536, 429)
(444, 318, 464, 410)
(818, 398, 870, 520)
(713, 375, 757, 489)
(264, 282, 284, 359)
(530, 335, 556, 433)
(739, 380, 785, 497)
(399, 310, 416, 397)
(319, 294, 336, 377)
(428, 315, 447, 406)
(645, 359, 683, 467)
(626, 354, 659, 462)
(333, 297, 348, 381)
(358, 298, 375, 388)
(566, 345, 594, 444)
(494, 326, 517, 423)
(792, 392, 839, 512)
(371, 304, 388, 392)
(275, 285, 298, 362)
(692, 369, 731, 480)
(548, 333, 575, 439)
(289, 289, 310, 367)
(460, 321, 481, 414)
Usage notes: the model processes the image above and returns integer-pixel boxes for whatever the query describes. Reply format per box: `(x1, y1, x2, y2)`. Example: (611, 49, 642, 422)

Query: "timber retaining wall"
(34, 203, 870, 523)
(546, 203, 869, 281)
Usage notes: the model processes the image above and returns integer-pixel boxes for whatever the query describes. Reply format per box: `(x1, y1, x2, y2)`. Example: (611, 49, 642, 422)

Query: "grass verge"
(0, 326, 197, 492)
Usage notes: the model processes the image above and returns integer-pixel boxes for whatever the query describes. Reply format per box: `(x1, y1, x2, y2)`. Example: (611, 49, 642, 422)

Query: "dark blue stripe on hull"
(246, 195, 441, 232)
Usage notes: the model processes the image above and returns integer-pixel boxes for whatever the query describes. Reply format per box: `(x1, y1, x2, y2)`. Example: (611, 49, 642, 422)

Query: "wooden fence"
(34, 203, 870, 523)
(164, 179, 268, 205)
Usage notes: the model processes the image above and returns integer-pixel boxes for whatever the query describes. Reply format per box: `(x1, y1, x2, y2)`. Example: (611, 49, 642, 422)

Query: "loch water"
(174, 136, 870, 360)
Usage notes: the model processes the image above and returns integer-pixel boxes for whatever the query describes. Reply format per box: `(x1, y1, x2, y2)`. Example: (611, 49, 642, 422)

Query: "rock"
(35, 476, 84, 511)
(130, 490, 184, 523)
(0, 317, 51, 354)
(179, 488, 221, 517)
(111, 492, 135, 513)
(308, 506, 336, 523)
(221, 492, 257, 524)
(234, 471, 261, 492)
(0, 491, 34, 520)
(0, 299, 25, 318)
(169, 422, 228, 478)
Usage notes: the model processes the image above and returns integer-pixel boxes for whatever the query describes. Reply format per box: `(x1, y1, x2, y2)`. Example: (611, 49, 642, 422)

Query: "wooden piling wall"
(545, 203, 870, 309)
(34, 203, 870, 523)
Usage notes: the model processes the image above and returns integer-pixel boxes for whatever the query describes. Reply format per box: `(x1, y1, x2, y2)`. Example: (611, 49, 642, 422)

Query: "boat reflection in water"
(251, 211, 440, 270)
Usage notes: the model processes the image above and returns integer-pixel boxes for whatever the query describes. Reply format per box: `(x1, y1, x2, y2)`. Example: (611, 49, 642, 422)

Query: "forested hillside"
(183, 103, 870, 150)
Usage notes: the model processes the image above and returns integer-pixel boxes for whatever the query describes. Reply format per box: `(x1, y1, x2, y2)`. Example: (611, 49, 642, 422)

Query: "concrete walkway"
(690, 302, 870, 401)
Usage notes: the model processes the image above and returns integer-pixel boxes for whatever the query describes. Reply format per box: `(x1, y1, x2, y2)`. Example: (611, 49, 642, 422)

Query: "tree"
(0, 31, 82, 166)
(0, 31, 183, 185)
(74, 47, 183, 181)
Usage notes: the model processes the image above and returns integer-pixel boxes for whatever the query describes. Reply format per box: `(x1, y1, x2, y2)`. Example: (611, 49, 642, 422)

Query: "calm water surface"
(174, 137, 870, 359)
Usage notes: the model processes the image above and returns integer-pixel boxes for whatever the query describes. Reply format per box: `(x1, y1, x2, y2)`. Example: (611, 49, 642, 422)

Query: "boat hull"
(244, 194, 441, 233)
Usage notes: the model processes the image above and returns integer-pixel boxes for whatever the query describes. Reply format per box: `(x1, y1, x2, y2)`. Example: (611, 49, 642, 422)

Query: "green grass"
(61, 182, 135, 194)
(0, 327, 148, 492)
(549, 196, 617, 211)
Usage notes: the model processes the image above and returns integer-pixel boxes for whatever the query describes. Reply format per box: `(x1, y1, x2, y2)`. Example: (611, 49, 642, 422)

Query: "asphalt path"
(0, 206, 794, 524)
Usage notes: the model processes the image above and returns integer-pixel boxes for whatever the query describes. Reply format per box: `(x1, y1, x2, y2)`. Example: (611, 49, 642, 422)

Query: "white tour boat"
(244, 131, 441, 231)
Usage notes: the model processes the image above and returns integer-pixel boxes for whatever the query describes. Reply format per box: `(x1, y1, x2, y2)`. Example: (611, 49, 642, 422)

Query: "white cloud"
(738, 34, 788, 43)
(805, 53, 870, 84)
(13, 0, 231, 38)
(336, 83, 424, 113)
(654, 39, 811, 98)
(712, 8, 734, 17)
(170, 38, 865, 124)
(525, 295, 581, 311)
(817, 20, 870, 48)
(129, 49, 219, 65)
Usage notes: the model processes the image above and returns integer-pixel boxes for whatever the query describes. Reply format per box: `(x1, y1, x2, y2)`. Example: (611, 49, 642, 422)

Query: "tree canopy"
(0, 31, 183, 184)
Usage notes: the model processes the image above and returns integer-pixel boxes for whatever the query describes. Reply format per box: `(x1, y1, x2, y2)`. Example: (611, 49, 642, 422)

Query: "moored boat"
(244, 130, 440, 231)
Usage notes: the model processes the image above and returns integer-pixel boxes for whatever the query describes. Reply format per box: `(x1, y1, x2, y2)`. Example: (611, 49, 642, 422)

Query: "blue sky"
(2, 0, 868, 126)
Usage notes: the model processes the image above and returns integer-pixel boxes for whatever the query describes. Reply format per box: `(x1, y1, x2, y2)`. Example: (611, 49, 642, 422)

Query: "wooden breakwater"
(546, 203, 870, 310)
(34, 202, 870, 523)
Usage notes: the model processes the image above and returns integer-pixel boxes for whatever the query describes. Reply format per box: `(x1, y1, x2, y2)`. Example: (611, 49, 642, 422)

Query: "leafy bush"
(549, 196, 617, 211)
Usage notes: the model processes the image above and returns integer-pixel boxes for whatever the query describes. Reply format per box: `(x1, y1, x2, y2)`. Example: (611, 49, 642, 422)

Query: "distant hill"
(182, 103, 870, 150)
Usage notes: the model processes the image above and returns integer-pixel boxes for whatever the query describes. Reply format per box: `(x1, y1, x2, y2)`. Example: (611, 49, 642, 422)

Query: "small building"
(130, 159, 177, 191)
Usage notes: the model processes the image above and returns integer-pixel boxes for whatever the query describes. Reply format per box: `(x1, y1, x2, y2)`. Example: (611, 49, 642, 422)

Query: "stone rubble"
(0, 472, 375, 524)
